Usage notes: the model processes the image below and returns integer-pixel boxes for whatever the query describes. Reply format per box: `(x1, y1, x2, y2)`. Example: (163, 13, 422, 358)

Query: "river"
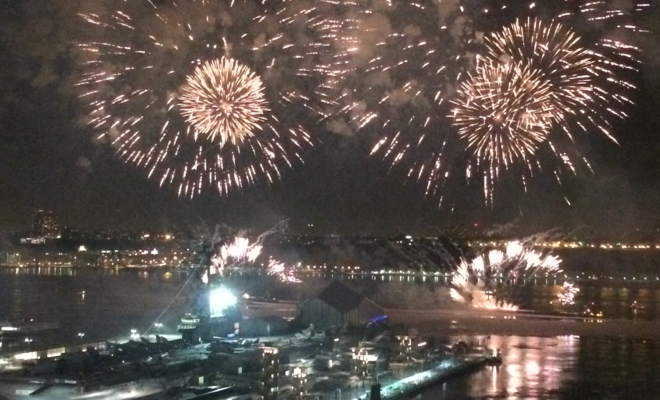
(2, 257, 660, 399)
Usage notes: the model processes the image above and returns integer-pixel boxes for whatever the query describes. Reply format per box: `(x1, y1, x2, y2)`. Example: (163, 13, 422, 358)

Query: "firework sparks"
(450, 240, 562, 310)
(557, 281, 579, 306)
(314, 0, 495, 209)
(202, 224, 300, 284)
(209, 237, 263, 278)
(179, 58, 268, 146)
(447, 16, 638, 202)
(451, 60, 555, 199)
(78, 0, 323, 197)
(267, 259, 301, 283)
(367, 1, 643, 206)
(315, 0, 474, 142)
(483, 18, 627, 142)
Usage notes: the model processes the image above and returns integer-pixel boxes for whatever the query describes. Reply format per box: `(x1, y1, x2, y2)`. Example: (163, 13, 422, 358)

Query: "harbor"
(0, 334, 498, 400)
(0, 280, 501, 400)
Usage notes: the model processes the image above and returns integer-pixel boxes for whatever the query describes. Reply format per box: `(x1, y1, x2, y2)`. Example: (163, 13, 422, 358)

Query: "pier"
(350, 354, 492, 400)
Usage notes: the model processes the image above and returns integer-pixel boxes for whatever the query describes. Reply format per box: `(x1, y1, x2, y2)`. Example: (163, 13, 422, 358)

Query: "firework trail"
(77, 0, 326, 197)
(450, 240, 562, 310)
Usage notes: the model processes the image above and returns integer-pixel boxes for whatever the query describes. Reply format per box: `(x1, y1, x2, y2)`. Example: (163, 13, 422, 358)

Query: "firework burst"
(483, 17, 629, 143)
(366, 1, 644, 206)
(78, 0, 325, 197)
(449, 18, 617, 201)
(450, 59, 556, 199)
(450, 240, 562, 310)
(179, 58, 268, 146)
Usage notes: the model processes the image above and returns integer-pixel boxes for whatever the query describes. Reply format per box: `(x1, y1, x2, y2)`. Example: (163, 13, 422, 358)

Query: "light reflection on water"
(419, 335, 660, 400)
(2, 268, 660, 398)
(0, 268, 191, 352)
(4, 267, 660, 320)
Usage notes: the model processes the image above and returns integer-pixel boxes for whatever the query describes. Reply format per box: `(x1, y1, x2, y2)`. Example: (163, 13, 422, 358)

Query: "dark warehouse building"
(297, 280, 385, 329)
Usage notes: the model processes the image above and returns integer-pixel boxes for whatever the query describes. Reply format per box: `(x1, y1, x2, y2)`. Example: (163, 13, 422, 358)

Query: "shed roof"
(317, 280, 365, 314)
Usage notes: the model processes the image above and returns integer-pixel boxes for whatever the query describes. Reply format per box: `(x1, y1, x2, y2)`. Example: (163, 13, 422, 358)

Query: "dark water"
(0, 267, 191, 349)
(420, 335, 660, 400)
(3, 265, 660, 399)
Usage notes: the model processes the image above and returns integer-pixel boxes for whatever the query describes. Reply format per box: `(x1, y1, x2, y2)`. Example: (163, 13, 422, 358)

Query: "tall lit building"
(258, 347, 279, 400)
(33, 210, 61, 239)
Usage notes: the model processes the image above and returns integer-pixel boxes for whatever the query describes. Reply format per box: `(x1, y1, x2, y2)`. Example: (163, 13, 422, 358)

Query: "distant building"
(297, 280, 385, 329)
(33, 210, 60, 239)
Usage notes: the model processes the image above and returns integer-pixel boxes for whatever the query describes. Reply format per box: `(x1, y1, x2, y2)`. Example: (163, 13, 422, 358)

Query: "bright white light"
(1, 327, 18, 331)
(209, 287, 236, 317)
(78, 245, 87, 252)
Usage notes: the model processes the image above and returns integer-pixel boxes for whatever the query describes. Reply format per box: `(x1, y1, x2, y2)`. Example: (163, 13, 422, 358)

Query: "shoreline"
(388, 308, 660, 339)
(246, 301, 660, 340)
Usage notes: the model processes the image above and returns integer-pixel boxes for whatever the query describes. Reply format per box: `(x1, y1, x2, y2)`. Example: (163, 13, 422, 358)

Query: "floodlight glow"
(209, 287, 236, 317)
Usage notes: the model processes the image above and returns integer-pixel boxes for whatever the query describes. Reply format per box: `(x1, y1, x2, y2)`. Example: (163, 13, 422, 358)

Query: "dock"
(351, 355, 492, 400)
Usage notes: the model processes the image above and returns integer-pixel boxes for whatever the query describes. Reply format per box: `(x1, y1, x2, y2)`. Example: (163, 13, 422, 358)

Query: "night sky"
(1, 0, 660, 238)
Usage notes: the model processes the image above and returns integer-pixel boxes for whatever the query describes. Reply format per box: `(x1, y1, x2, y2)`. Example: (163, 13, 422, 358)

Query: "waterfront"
(421, 335, 660, 400)
(3, 264, 660, 399)
(4, 265, 660, 345)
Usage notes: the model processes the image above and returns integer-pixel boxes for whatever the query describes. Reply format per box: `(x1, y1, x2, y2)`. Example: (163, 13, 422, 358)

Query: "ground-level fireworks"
(557, 281, 580, 306)
(201, 229, 300, 285)
(450, 240, 562, 310)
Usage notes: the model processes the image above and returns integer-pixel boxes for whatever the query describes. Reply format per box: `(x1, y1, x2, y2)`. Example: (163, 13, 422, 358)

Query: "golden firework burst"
(179, 58, 268, 146)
